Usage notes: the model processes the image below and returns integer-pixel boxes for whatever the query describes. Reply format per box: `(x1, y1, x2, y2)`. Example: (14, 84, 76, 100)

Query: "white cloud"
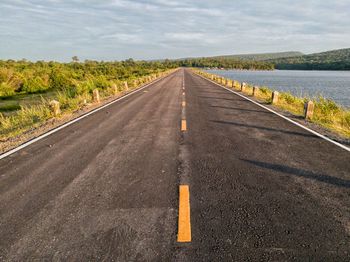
(0, 0, 349, 61)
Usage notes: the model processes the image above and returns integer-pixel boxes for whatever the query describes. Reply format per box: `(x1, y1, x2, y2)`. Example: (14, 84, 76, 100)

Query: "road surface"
(0, 68, 349, 261)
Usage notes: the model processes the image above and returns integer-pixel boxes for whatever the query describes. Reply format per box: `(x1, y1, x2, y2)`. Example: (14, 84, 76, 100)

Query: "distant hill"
(268, 48, 350, 70)
(213, 51, 303, 61)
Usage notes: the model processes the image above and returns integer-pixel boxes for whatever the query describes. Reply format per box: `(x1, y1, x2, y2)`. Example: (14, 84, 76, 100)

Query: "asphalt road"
(0, 68, 349, 261)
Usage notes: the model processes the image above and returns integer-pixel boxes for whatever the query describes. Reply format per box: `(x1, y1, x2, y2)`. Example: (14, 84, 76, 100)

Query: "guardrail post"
(253, 86, 259, 96)
(304, 101, 314, 119)
(241, 82, 246, 92)
(49, 100, 60, 116)
(93, 89, 100, 103)
(272, 91, 279, 104)
(124, 81, 128, 90)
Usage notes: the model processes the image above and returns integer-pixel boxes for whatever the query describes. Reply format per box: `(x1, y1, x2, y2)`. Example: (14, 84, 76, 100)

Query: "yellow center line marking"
(177, 185, 191, 242)
(182, 92, 185, 95)
(182, 101, 186, 107)
(181, 120, 187, 131)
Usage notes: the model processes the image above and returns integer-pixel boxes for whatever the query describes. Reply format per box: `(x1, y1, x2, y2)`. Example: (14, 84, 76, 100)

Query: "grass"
(0, 105, 52, 139)
(197, 70, 350, 138)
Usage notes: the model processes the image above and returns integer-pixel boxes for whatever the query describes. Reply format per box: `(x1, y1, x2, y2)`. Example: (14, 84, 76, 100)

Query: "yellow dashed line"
(177, 185, 191, 242)
(181, 120, 187, 131)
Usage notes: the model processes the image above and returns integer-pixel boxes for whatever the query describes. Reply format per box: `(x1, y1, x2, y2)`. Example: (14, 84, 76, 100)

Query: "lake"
(205, 69, 350, 108)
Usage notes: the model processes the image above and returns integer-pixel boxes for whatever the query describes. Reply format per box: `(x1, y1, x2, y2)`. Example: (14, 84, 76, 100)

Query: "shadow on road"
(210, 105, 272, 114)
(201, 91, 230, 95)
(198, 96, 250, 103)
(241, 159, 350, 188)
(211, 120, 317, 138)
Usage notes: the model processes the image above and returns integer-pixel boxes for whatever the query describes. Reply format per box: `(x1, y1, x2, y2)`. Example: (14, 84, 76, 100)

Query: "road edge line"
(0, 70, 179, 160)
(195, 72, 350, 153)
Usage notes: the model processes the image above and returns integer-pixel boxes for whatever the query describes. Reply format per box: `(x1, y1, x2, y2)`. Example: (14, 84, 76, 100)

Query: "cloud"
(0, 0, 349, 61)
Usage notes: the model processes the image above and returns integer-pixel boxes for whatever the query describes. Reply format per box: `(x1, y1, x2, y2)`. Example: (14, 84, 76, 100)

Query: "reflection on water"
(206, 69, 350, 108)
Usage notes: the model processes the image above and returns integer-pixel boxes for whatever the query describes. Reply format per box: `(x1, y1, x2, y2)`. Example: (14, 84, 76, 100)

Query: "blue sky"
(1, 0, 350, 61)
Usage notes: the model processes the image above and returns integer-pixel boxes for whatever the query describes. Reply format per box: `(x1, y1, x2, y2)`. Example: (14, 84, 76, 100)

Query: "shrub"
(72, 80, 95, 96)
(93, 75, 111, 89)
(22, 76, 49, 93)
(49, 71, 73, 90)
(0, 82, 16, 97)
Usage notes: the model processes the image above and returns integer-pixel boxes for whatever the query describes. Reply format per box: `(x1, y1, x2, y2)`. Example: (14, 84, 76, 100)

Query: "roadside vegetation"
(175, 57, 274, 70)
(0, 59, 177, 141)
(196, 70, 350, 138)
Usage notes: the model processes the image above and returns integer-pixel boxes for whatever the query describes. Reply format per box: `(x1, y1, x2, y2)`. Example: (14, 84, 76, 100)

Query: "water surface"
(206, 69, 350, 108)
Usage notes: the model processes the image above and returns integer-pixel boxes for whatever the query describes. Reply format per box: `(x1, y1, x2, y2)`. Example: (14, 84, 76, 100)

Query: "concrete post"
(304, 101, 314, 119)
(241, 82, 247, 92)
(272, 91, 279, 104)
(49, 100, 60, 116)
(253, 86, 259, 96)
(93, 89, 100, 103)
(124, 81, 128, 90)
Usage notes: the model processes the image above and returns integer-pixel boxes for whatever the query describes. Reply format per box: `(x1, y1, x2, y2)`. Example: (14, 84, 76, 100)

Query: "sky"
(1, 0, 350, 61)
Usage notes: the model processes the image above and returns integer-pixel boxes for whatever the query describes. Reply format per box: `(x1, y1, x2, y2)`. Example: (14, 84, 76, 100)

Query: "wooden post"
(272, 91, 279, 104)
(241, 82, 246, 92)
(93, 89, 100, 103)
(124, 81, 128, 90)
(232, 80, 235, 88)
(304, 101, 314, 119)
(253, 86, 259, 96)
(49, 100, 60, 116)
